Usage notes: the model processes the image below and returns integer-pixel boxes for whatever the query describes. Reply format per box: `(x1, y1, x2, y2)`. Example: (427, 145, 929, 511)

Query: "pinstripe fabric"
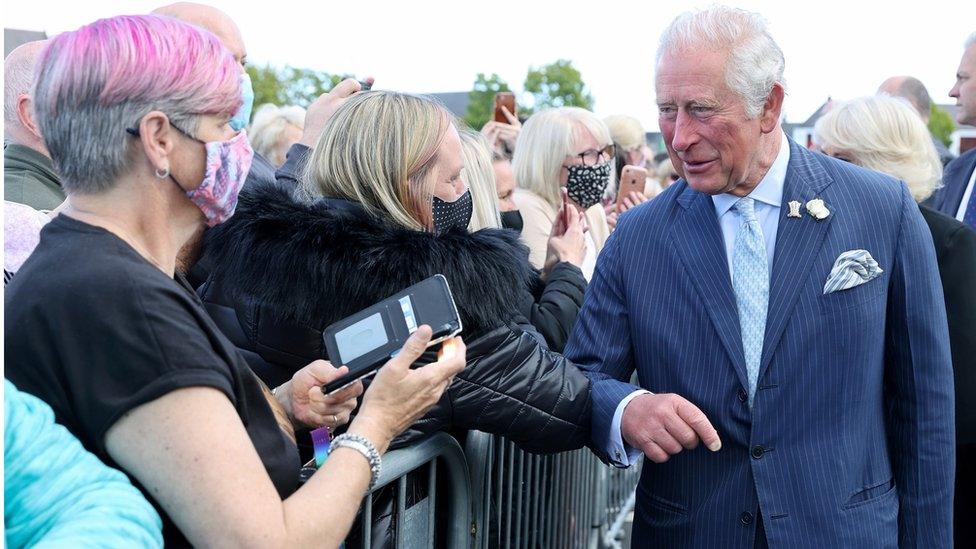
(565, 139, 955, 548)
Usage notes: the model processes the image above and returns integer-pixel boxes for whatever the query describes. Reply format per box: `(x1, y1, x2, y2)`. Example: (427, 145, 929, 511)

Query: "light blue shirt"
(607, 135, 790, 467)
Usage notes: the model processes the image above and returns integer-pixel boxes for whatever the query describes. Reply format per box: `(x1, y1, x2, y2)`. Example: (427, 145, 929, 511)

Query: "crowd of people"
(2, 2, 974, 547)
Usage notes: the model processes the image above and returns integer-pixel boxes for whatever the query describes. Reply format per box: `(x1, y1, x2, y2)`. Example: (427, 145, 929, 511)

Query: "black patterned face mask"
(432, 190, 473, 233)
(565, 161, 612, 210)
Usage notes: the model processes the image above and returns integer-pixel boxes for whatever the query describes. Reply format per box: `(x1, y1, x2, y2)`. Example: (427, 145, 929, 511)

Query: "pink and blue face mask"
(184, 129, 253, 226)
(126, 122, 254, 226)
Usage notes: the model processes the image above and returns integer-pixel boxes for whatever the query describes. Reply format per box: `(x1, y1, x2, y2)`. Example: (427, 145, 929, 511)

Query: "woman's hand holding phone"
(349, 326, 466, 454)
(544, 188, 587, 273)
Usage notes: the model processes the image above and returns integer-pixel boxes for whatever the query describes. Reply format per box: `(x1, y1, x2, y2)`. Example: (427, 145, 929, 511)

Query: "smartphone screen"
(334, 312, 388, 364)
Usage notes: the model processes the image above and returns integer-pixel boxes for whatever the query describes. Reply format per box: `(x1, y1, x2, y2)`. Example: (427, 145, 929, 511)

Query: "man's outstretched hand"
(621, 393, 722, 463)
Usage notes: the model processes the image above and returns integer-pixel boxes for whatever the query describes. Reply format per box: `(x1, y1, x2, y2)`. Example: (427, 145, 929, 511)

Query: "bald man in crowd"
(4, 40, 63, 210)
(151, 2, 367, 189)
(879, 75, 956, 166)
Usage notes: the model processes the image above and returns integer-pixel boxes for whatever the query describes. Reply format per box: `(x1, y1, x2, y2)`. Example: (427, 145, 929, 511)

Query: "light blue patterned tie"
(731, 197, 768, 405)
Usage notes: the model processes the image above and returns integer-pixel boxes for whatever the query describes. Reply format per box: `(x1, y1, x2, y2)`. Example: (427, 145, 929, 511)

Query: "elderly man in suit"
(565, 6, 955, 547)
(932, 32, 976, 231)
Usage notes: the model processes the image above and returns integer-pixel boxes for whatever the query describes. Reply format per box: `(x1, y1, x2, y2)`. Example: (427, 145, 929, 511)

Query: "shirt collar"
(711, 134, 791, 217)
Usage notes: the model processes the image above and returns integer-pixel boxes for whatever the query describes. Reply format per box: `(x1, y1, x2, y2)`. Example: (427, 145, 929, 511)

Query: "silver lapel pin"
(787, 200, 802, 218)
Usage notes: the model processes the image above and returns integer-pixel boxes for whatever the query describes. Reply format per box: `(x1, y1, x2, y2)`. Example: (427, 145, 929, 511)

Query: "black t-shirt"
(4, 215, 301, 547)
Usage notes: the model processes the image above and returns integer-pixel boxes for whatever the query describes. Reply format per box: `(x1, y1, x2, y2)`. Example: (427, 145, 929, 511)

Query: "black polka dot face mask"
(565, 161, 612, 210)
(431, 189, 473, 234)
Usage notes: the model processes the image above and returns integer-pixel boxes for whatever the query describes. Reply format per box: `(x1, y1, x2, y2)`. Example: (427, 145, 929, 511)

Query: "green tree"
(523, 59, 594, 115)
(929, 103, 956, 147)
(246, 64, 351, 119)
(463, 73, 511, 130)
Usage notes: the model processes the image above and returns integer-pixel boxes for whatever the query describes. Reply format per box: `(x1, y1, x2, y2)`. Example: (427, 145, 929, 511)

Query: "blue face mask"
(229, 72, 254, 131)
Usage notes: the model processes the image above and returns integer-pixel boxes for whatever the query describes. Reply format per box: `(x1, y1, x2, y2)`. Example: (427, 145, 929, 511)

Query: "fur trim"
(204, 183, 540, 336)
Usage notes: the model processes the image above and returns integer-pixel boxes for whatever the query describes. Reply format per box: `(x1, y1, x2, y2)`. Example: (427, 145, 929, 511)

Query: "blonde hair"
(603, 114, 645, 151)
(302, 91, 450, 231)
(459, 129, 502, 231)
(513, 107, 615, 209)
(814, 95, 942, 203)
(656, 157, 676, 187)
(248, 103, 305, 166)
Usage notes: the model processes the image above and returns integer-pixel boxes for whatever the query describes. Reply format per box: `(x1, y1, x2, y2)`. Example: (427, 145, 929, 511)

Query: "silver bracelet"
(331, 434, 382, 493)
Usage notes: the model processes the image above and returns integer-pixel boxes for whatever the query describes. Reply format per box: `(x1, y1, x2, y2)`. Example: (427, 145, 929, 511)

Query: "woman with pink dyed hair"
(4, 14, 465, 547)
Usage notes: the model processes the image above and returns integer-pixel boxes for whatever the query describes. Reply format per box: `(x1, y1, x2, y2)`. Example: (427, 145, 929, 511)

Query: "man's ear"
(16, 94, 44, 141)
(138, 111, 177, 173)
(759, 83, 785, 134)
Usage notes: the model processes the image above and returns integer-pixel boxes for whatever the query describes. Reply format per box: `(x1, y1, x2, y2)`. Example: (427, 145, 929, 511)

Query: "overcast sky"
(5, 1, 972, 131)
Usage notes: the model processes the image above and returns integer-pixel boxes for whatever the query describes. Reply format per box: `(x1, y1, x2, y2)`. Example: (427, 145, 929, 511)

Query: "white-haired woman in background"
(513, 107, 613, 280)
(249, 103, 306, 167)
(815, 94, 976, 538)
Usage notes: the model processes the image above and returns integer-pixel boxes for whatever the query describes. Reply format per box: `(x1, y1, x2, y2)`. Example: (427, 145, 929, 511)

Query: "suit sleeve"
(564, 225, 642, 464)
(884, 185, 955, 545)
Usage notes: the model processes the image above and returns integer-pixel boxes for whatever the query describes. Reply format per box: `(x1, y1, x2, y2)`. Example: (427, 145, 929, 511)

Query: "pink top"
(5, 201, 51, 274)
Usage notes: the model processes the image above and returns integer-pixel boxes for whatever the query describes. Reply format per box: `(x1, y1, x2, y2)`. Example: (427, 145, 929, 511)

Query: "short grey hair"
(657, 6, 785, 118)
(3, 41, 46, 126)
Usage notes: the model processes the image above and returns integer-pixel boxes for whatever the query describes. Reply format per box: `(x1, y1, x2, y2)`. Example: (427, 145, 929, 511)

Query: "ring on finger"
(332, 414, 338, 427)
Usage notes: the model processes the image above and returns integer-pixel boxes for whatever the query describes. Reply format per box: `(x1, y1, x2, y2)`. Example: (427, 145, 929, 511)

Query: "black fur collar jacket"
(198, 183, 591, 453)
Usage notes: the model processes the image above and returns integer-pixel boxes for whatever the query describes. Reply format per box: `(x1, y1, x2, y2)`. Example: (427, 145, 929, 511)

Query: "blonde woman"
(815, 94, 976, 536)
(459, 128, 587, 351)
(459, 129, 502, 232)
(201, 91, 592, 451)
(513, 107, 614, 280)
(248, 103, 306, 167)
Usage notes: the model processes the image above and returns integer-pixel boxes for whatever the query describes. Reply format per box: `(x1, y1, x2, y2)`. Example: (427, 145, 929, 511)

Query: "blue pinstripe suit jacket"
(565, 140, 955, 547)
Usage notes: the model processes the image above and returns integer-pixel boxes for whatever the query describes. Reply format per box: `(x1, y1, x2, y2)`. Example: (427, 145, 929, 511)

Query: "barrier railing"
(350, 432, 471, 548)
(348, 431, 641, 548)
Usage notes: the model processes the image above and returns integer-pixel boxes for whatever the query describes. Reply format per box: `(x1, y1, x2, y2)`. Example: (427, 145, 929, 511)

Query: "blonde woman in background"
(604, 114, 657, 196)
(249, 103, 306, 167)
(459, 128, 587, 351)
(513, 107, 613, 280)
(815, 94, 976, 541)
(459, 129, 502, 232)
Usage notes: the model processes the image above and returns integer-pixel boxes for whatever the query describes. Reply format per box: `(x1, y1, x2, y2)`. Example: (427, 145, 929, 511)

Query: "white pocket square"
(823, 250, 883, 295)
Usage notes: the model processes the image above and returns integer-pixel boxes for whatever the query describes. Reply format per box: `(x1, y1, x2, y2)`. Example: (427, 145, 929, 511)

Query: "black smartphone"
(321, 274, 462, 394)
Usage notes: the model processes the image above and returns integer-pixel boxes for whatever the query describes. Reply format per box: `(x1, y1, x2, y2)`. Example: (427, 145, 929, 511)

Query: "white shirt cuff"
(609, 389, 652, 467)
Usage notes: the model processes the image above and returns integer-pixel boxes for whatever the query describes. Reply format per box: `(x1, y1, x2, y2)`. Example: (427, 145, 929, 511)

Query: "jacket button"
(740, 511, 754, 526)
(737, 389, 748, 403)
(751, 445, 765, 459)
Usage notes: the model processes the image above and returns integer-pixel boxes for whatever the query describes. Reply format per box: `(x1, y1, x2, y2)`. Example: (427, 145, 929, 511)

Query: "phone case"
(321, 275, 462, 394)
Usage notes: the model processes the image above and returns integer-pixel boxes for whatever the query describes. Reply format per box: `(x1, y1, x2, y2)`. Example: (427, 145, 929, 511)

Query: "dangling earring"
(155, 167, 170, 179)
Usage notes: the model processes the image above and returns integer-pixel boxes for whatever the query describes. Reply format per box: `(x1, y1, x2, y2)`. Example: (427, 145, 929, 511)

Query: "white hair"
(657, 6, 785, 118)
(512, 107, 615, 208)
(248, 103, 306, 166)
(814, 95, 942, 203)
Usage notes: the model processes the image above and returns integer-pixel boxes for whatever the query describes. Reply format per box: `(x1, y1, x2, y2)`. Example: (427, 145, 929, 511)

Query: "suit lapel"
(758, 141, 835, 380)
(671, 187, 749, 392)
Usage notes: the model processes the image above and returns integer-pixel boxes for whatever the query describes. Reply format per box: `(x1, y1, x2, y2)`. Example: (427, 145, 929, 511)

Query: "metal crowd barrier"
(349, 431, 641, 548)
(351, 432, 471, 548)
